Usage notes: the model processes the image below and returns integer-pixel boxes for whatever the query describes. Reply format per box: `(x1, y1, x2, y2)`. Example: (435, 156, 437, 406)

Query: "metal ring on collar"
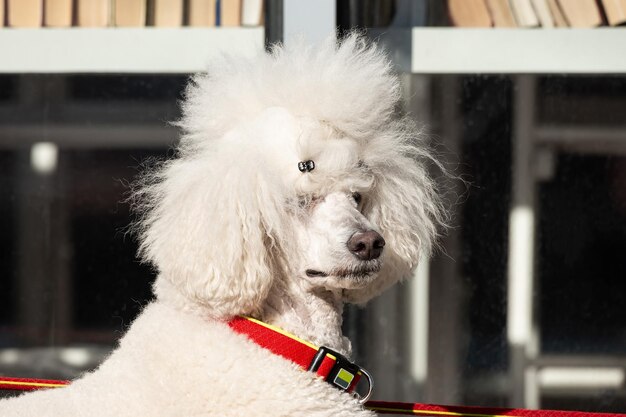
(354, 366, 374, 404)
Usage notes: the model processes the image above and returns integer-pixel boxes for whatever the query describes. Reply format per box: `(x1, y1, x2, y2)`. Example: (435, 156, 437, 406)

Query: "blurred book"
(114, 0, 147, 27)
(510, 0, 540, 27)
(337, 0, 433, 29)
(242, 0, 263, 26)
(428, 0, 449, 26)
(390, 0, 429, 27)
(547, 0, 569, 26)
(600, 0, 626, 25)
(337, 0, 395, 28)
(448, 0, 492, 27)
(485, 0, 517, 27)
(368, 0, 395, 27)
(151, 0, 183, 26)
(188, 0, 216, 26)
(77, 0, 111, 27)
(8, 0, 43, 27)
(557, 0, 603, 27)
(531, 0, 555, 27)
(45, 0, 73, 27)
(219, 0, 242, 26)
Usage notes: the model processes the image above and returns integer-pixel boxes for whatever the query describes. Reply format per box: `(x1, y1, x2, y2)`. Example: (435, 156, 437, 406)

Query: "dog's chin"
(305, 263, 381, 290)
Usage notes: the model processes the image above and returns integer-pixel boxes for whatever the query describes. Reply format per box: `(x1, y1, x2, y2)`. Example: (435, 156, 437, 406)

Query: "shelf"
(372, 28, 626, 74)
(0, 27, 265, 74)
(5, 27, 624, 75)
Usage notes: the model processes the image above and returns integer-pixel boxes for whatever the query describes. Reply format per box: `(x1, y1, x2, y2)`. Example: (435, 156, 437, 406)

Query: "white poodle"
(0, 34, 445, 416)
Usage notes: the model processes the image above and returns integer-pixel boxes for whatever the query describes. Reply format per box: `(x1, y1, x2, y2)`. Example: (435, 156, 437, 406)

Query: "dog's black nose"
(347, 231, 385, 261)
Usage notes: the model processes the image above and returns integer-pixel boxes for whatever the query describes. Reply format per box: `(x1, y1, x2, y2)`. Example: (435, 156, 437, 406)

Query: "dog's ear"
(135, 137, 286, 319)
(344, 136, 445, 304)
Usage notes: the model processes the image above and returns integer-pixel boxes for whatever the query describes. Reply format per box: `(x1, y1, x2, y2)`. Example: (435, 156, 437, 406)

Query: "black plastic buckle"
(307, 346, 361, 391)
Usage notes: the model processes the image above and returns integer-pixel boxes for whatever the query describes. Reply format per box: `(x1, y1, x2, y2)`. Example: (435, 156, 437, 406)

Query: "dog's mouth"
(305, 269, 328, 278)
(305, 264, 381, 279)
(334, 265, 381, 279)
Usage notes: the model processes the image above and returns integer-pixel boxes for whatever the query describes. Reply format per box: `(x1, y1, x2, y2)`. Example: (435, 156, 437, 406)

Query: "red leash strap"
(1, 377, 625, 417)
(0, 376, 70, 391)
(364, 401, 626, 417)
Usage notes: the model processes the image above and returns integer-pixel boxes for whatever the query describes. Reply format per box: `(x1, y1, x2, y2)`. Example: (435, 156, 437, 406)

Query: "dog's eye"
(352, 192, 362, 205)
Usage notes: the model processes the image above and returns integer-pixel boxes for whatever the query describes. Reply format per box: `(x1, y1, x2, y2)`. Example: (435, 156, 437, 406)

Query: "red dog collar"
(228, 316, 373, 403)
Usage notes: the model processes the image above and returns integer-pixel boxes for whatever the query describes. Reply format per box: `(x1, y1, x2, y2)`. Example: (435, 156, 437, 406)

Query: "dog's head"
(134, 34, 445, 318)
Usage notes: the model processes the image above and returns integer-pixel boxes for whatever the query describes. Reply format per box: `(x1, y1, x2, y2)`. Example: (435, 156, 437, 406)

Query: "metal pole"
(507, 75, 538, 408)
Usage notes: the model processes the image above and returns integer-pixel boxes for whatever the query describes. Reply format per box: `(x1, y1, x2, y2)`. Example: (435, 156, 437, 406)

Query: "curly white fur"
(0, 33, 445, 416)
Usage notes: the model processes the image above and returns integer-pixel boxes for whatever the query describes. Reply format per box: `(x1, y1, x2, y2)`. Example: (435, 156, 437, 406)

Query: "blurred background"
(1, 0, 626, 412)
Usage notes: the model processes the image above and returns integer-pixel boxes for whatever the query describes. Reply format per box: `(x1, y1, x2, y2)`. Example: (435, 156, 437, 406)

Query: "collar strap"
(228, 316, 373, 403)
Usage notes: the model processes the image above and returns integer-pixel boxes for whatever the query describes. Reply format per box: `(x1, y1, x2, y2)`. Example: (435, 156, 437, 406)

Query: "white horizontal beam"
(534, 355, 626, 368)
(536, 125, 626, 144)
(373, 28, 626, 74)
(0, 124, 177, 148)
(538, 367, 625, 391)
(535, 125, 626, 155)
(0, 28, 265, 74)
